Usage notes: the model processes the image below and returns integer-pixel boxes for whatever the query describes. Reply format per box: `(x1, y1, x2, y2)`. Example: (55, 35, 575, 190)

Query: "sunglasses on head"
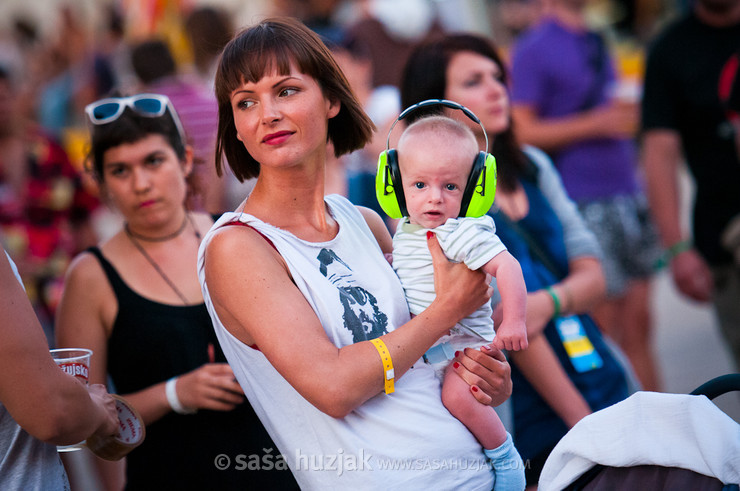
(85, 93, 186, 143)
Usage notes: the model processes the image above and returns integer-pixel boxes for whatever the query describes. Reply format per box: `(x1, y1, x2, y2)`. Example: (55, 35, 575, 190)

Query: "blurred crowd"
(0, 0, 680, 336)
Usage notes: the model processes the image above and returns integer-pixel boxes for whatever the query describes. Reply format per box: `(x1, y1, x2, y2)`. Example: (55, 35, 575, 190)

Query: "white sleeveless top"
(197, 195, 493, 490)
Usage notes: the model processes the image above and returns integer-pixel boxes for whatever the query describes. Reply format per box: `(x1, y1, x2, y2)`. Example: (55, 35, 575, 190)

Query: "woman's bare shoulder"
(205, 222, 286, 275)
(357, 206, 393, 253)
(61, 246, 116, 317)
(66, 247, 107, 284)
(66, 232, 130, 291)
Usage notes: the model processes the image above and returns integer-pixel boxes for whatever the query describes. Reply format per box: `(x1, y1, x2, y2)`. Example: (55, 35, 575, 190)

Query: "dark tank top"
(88, 247, 298, 490)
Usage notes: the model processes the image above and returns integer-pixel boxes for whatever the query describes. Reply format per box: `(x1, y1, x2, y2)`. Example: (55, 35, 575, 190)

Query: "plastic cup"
(51, 348, 92, 384)
(50, 348, 93, 452)
(86, 395, 146, 461)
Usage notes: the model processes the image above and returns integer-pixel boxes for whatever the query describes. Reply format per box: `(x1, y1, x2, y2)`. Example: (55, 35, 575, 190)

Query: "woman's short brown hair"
(214, 17, 375, 181)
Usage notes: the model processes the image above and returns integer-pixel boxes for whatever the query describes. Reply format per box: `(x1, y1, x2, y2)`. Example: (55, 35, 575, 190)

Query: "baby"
(391, 115, 528, 490)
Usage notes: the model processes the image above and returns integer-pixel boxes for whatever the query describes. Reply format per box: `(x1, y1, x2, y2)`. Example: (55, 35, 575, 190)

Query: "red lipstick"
(262, 131, 292, 145)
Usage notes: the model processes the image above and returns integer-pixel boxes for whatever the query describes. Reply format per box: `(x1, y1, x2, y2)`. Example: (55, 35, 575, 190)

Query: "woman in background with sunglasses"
(54, 93, 298, 490)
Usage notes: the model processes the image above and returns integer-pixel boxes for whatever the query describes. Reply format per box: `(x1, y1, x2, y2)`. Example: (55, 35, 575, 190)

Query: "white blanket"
(539, 391, 740, 490)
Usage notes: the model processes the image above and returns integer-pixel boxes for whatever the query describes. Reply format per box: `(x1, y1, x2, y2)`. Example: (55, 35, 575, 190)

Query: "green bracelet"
(654, 239, 692, 270)
(667, 239, 693, 257)
(545, 286, 561, 319)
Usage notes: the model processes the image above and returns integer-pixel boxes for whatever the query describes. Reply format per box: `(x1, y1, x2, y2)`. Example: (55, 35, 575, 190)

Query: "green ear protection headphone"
(375, 99, 497, 219)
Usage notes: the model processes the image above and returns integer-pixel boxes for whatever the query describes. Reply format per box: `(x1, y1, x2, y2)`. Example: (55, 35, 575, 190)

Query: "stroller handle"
(690, 373, 740, 400)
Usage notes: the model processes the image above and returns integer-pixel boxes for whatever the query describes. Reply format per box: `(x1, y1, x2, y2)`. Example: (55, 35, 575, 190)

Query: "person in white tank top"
(198, 17, 516, 490)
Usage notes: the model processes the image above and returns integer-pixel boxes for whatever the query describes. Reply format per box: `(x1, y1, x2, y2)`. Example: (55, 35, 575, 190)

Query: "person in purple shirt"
(510, 0, 663, 391)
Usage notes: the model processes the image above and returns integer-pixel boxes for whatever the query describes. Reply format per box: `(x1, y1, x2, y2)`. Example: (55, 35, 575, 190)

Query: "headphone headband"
(385, 99, 489, 155)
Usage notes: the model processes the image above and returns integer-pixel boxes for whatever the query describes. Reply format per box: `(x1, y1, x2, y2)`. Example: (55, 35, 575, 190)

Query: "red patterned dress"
(0, 127, 99, 324)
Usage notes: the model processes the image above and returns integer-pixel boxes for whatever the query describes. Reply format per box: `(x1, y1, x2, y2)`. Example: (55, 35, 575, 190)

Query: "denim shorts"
(578, 194, 663, 296)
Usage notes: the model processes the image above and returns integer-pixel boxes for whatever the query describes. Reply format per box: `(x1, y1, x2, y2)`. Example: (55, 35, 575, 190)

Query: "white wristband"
(165, 377, 197, 415)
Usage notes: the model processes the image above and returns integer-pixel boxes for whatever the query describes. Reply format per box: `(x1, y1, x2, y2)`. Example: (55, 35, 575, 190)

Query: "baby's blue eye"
(414, 182, 425, 189)
(446, 184, 458, 191)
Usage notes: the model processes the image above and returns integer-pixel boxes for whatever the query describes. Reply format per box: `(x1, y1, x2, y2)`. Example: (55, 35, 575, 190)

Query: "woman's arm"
(56, 253, 113, 387)
(550, 257, 605, 315)
(491, 258, 602, 426)
(56, 253, 244, 425)
(494, 148, 605, 425)
(523, 145, 607, 333)
(490, 258, 601, 423)
(205, 224, 493, 418)
(499, 261, 604, 429)
(518, 257, 605, 338)
(1, 251, 117, 445)
(115, 365, 244, 425)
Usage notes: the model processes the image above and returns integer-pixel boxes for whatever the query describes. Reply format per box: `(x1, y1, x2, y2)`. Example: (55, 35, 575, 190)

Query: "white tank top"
(198, 195, 493, 490)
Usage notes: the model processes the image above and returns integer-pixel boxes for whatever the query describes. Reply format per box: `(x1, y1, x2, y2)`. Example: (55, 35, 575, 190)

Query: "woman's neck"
(495, 185, 529, 222)
(243, 168, 337, 240)
(125, 207, 189, 240)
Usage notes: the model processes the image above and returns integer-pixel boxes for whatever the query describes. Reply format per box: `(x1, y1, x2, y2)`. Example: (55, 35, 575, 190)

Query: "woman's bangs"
(220, 36, 318, 100)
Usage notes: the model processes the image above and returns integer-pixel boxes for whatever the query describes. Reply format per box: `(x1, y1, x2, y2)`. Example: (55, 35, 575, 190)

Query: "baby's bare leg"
(441, 363, 526, 490)
(441, 362, 507, 449)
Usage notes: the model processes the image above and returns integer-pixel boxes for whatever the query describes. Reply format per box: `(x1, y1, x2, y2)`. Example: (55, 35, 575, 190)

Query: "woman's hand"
(427, 232, 493, 327)
(174, 363, 245, 412)
(451, 345, 512, 406)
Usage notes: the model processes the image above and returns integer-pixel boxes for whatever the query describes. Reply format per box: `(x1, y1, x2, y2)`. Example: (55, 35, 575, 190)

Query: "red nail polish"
(472, 386, 479, 393)
(454, 351, 460, 358)
(426, 231, 434, 239)
(453, 362, 460, 369)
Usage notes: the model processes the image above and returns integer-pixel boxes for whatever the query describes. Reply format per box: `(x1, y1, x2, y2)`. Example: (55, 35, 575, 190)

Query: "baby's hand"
(493, 320, 528, 351)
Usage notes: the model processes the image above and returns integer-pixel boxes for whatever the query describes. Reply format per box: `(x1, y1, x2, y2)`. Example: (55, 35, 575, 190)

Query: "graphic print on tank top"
(317, 248, 388, 342)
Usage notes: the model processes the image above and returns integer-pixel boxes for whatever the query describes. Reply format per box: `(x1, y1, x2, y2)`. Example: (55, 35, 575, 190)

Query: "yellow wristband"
(370, 338, 395, 394)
